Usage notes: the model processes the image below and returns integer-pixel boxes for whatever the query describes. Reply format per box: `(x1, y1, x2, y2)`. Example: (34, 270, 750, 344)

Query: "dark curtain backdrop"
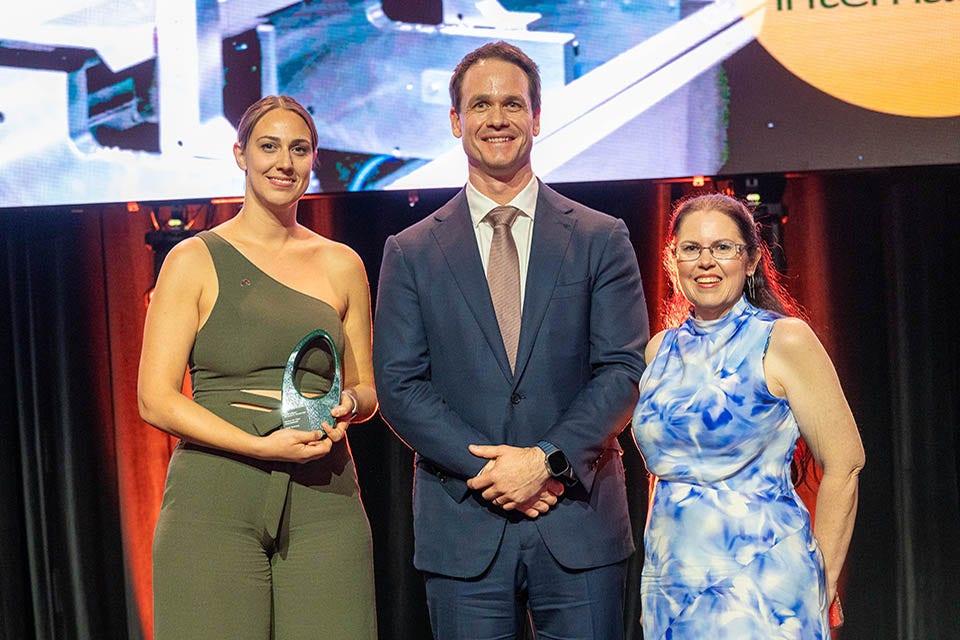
(1, 212, 129, 638)
(1, 165, 957, 640)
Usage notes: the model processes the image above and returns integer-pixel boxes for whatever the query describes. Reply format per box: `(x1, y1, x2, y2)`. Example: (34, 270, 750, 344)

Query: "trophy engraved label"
(281, 329, 342, 437)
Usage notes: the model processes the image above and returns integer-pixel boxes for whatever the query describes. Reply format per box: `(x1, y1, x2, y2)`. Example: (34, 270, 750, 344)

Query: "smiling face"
(450, 58, 541, 189)
(233, 107, 315, 215)
(673, 208, 761, 321)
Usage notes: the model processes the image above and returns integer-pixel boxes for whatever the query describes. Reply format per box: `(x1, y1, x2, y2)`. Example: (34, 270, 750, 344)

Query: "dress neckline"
(205, 230, 339, 316)
(686, 296, 751, 336)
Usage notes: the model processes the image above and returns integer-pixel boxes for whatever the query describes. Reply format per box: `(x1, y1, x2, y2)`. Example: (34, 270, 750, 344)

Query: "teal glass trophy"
(281, 329, 342, 437)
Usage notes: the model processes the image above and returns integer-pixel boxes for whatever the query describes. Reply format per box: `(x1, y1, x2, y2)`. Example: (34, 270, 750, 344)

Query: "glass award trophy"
(280, 329, 341, 437)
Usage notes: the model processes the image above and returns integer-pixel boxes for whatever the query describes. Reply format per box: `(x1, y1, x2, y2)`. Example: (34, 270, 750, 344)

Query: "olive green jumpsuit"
(152, 231, 377, 639)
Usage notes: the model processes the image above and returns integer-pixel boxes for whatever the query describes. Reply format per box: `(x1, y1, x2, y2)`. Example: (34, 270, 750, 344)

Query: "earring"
(746, 274, 756, 300)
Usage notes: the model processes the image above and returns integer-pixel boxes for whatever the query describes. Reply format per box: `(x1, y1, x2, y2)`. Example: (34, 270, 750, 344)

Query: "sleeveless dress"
(631, 297, 828, 639)
(152, 231, 377, 640)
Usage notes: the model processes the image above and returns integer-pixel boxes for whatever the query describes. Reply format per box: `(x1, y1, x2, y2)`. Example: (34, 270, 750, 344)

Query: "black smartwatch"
(538, 441, 577, 486)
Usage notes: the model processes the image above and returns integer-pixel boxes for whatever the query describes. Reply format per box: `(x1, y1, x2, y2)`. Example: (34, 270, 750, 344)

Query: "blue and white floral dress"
(632, 297, 829, 639)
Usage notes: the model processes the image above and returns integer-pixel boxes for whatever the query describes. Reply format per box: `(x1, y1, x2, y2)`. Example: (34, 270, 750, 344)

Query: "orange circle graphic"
(737, 0, 960, 117)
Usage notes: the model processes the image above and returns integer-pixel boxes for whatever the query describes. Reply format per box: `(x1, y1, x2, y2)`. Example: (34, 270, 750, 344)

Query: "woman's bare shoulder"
(644, 329, 669, 364)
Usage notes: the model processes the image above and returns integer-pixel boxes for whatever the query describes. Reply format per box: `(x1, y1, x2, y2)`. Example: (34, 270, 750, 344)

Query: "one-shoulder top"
(189, 230, 344, 434)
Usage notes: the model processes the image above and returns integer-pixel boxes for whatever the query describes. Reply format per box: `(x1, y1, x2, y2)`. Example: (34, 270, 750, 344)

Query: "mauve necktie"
(483, 205, 522, 372)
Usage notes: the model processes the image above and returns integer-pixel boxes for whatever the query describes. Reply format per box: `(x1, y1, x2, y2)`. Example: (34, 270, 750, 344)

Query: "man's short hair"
(449, 41, 542, 115)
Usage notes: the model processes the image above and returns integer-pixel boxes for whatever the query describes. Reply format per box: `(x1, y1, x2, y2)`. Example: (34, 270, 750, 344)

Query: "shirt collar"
(467, 176, 539, 228)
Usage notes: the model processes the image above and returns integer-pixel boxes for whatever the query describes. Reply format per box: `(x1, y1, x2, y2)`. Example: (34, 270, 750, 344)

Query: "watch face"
(547, 451, 568, 475)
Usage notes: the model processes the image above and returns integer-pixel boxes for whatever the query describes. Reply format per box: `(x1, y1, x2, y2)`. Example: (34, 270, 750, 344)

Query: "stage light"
(143, 204, 204, 306)
(735, 174, 786, 207)
(692, 175, 705, 187)
(733, 174, 789, 274)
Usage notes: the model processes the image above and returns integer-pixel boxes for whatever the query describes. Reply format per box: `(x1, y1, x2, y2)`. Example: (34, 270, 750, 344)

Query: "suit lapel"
(514, 184, 576, 380)
(432, 191, 515, 380)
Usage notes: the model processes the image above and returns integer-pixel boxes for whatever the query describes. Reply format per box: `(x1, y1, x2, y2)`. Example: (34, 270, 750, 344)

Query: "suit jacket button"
(510, 393, 521, 405)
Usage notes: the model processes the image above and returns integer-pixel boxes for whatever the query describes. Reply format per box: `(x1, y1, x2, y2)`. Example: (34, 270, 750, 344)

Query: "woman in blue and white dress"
(632, 193, 865, 639)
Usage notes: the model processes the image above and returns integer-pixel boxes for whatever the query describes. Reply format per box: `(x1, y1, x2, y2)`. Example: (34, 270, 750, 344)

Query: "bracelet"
(342, 389, 359, 422)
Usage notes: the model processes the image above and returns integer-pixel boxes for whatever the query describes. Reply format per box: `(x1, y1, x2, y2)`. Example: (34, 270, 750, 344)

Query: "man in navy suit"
(373, 41, 649, 639)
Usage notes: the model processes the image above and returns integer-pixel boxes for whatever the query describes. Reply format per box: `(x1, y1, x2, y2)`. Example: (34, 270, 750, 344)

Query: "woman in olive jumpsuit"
(138, 95, 378, 639)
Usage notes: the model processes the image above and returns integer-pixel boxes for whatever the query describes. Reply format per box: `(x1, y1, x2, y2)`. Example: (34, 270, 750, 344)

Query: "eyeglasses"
(674, 240, 747, 262)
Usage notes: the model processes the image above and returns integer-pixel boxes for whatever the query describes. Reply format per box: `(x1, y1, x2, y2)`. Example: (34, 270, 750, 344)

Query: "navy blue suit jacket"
(373, 182, 649, 578)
